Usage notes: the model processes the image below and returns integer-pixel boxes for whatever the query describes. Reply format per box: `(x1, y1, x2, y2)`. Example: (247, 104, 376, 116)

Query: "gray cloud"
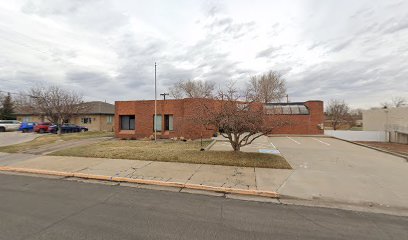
(256, 46, 282, 58)
(0, 0, 406, 108)
(21, 0, 128, 32)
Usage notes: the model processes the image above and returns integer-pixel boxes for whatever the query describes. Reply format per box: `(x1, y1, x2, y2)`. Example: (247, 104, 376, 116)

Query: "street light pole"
(154, 62, 157, 143)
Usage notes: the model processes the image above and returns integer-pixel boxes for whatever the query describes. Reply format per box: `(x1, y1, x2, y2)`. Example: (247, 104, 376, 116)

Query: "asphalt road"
(0, 173, 407, 240)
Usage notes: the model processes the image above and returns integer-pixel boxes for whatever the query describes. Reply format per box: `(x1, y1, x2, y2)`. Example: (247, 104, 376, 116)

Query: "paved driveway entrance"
(0, 132, 38, 147)
(269, 136, 408, 210)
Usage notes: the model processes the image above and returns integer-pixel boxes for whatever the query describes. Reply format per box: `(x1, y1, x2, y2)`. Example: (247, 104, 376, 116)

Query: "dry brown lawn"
(51, 139, 292, 169)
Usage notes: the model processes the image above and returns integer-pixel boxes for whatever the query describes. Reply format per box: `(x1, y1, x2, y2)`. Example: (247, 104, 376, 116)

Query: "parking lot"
(269, 136, 408, 209)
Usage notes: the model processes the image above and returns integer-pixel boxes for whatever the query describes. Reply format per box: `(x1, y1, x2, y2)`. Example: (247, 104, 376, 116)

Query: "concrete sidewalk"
(0, 153, 291, 194)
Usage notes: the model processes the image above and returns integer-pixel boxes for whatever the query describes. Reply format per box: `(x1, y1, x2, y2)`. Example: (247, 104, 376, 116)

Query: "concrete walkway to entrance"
(210, 135, 279, 153)
(0, 132, 38, 147)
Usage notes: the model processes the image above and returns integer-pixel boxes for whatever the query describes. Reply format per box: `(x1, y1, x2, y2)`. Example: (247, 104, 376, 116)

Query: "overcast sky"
(1, 0, 407, 108)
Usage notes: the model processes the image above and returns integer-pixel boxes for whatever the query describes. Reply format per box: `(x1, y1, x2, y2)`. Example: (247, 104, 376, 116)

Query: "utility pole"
(286, 94, 289, 103)
(160, 93, 169, 100)
(154, 62, 157, 143)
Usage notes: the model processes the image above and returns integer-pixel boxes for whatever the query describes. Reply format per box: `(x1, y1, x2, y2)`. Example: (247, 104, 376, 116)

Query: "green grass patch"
(0, 131, 114, 153)
(50, 139, 292, 169)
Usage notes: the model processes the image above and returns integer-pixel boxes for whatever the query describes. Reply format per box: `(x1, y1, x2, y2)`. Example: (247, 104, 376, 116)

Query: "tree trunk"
(231, 140, 240, 151)
(57, 119, 63, 135)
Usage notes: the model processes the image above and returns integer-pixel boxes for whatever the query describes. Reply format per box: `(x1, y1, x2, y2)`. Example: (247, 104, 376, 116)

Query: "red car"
(34, 122, 52, 133)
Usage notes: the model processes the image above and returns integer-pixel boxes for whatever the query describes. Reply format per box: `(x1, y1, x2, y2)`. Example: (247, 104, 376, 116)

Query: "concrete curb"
(0, 166, 279, 198)
(330, 137, 408, 161)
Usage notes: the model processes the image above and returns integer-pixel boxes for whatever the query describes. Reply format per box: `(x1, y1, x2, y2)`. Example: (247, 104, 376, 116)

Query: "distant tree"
(391, 96, 407, 107)
(169, 79, 215, 99)
(326, 99, 350, 130)
(29, 86, 85, 135)
(246, 70, 287, 103)
(0, 92, 4, 109)
(0, 93, 15, 120)
(380, 96, 407, 108)
(195, 82, 287, 151)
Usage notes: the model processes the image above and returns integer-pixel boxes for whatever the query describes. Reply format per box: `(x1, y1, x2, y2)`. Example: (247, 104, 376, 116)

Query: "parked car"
(34, 122, 52, 134)
(19, 122, 37, 133)
(49, 124, 88, 134)
(0, 120, 21, 132)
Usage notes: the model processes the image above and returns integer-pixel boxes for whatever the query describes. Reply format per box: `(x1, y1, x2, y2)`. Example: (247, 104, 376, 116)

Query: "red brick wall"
(115, 99, 216, 140)
(265, 101, 324, 135)
(115, 99, 324, 139)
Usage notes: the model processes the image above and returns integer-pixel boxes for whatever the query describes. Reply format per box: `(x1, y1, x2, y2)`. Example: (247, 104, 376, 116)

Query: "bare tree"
(326, 99, 350, 130)
(195, 82, 287, 151)
(246, 70, 287, 103)
(380, 101, 390, 109)
(380, 96, 407, 108)
(169, 79, 215, 99)
(29, 86, 85, 134)
(0, 92, 4, 109)
(392, 96, 407, 107)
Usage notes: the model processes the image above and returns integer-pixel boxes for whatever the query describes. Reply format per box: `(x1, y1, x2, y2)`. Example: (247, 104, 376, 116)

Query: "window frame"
(120, 115, 135, 130)
(81, 117, 92, 124)
(107, 115, 113, 124)
(164, 114, 174, 131)
(264, 104, 310, 115)
(153, 114, 162, 132)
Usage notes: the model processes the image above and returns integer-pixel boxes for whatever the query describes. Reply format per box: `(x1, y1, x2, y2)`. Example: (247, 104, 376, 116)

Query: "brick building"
(15, 101, 115, 132)
(115, 99, 323, 139)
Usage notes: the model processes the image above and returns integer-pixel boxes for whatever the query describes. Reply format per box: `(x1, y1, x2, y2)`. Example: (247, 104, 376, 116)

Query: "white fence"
(324, 130, 388, 142)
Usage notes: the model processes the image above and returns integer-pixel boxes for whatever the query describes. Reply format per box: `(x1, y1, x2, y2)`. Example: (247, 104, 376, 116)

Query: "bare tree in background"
(380, 96, 407, 108)
(247, 70, 287, 103)
(326, 99, 350, 130)
(195, 82, 287, 151)
(392, 96, 407, 107)
(29, 86, 85, 134)
(0, 92, 4, 109)
(169, 79, 215, 99)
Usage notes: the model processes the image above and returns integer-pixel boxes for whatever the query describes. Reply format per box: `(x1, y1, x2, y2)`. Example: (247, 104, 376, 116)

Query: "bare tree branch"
(326, 99, 350, 130)
(169, 79, 215, 99)
(246, 70, 287, 103)
(193, 82, 286, 151)
(28, 85, 84, 134)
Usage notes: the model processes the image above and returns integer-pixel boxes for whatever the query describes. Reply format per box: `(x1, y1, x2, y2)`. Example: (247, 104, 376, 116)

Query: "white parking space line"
(269, 141, 276, 149)
(312, 137, 331, 146)
(287, 137, 301, 144)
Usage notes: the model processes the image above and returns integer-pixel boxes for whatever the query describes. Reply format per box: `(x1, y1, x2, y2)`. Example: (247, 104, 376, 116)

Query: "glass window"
(81, 117, 92, 124)
(264, 104, 310, 115)
(164, 115, 173, 131)
(299, 105, 309, 114)
(290, 105, 300, 114)
(23, 116, 31, 122)
(120, 115, 135, 130)
(282, 106, 291, 114)
(153, 114, 162, 132)
(107, 115, 113, 124)
(274, 106, 283, 114)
